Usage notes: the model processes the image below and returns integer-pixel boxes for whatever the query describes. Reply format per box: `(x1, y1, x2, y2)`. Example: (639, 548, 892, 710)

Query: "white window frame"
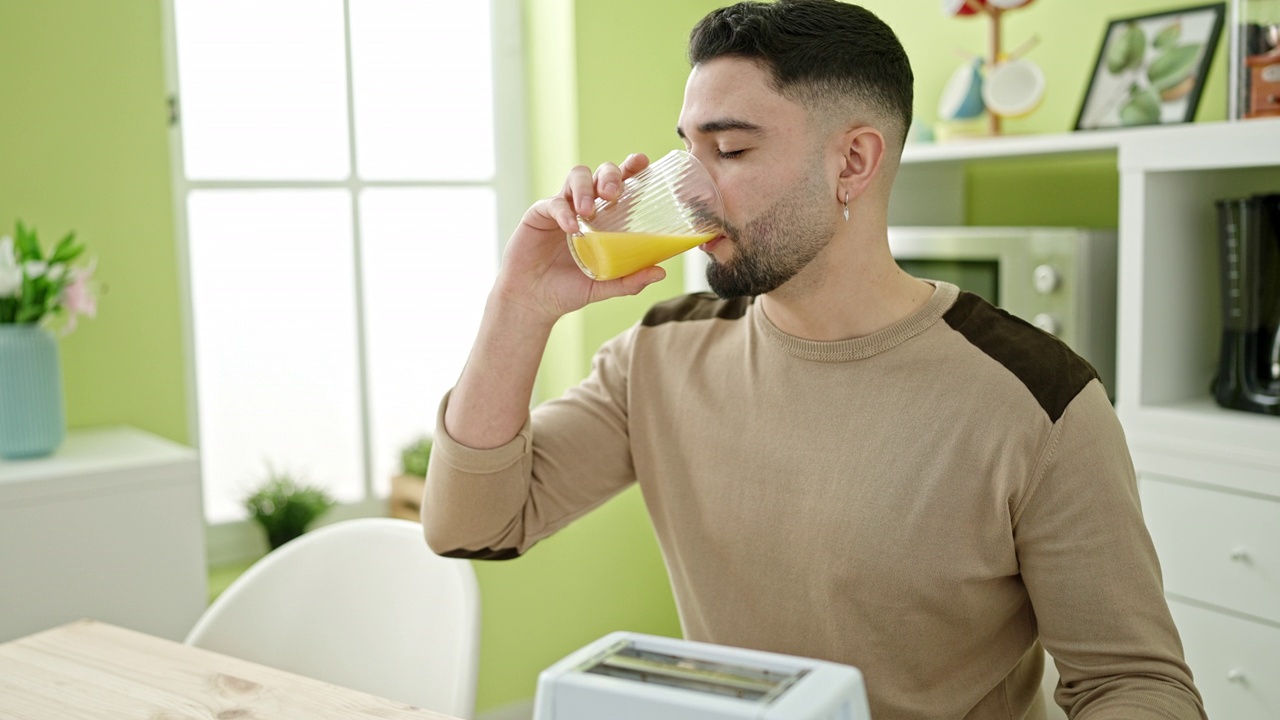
(160, 0, 528, 564)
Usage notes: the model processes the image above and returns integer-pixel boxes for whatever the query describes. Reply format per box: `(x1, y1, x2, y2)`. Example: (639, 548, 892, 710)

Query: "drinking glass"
(568, 149, 723, 280)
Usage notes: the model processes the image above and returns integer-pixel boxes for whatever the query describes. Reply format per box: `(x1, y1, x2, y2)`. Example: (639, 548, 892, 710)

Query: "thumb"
(590, 266, 668, 301)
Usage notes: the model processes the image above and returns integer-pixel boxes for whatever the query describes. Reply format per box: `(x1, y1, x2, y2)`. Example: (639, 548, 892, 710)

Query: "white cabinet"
(1167, 598, 1280, 720)
(1139, 476, 1280, 626)
(889, 119, 1280, 716)
(1142, 473, 1280, 719)
(0, 426, 207, 643)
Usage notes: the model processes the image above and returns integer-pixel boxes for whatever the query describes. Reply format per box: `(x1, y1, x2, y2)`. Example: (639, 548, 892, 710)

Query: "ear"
(836, 126, 886, 202)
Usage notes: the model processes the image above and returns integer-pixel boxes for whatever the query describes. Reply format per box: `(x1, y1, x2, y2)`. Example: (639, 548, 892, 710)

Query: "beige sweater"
(423, 282, 1205, 720)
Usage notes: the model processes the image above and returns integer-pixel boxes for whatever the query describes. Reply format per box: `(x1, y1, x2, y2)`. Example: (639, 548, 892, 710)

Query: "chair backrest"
(185, 518, 480, 718)
(1041, 649, 1068, 720)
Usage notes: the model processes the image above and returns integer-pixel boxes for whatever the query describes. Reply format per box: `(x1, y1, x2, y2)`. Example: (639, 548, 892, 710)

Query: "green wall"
(0, 0, 1237, 714)
(0, 0, 188, 444)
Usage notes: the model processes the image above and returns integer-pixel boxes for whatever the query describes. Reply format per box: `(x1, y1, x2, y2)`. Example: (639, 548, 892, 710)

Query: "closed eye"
(718, 149, 746, 159)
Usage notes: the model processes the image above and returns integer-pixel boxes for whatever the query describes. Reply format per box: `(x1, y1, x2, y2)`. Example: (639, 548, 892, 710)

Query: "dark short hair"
(689, 0, 913, 147)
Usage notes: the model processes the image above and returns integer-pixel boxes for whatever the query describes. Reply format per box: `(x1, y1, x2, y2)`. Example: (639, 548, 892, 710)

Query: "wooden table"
(0, 620, 458, 719)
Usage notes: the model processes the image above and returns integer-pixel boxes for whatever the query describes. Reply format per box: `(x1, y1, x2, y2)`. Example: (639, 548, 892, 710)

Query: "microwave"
(888, 226, 1118, 396)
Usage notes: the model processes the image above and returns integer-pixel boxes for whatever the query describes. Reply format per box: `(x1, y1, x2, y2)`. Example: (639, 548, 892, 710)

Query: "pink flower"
(60, 264, 97, 332)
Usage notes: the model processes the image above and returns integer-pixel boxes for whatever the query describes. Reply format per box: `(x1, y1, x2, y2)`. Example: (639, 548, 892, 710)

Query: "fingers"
(561, 165, 596, 218)
(525, 196, 581, 236)
(619, 152, 650, 179)
(596, 153, 651, 201)
(594, 163, 622, 202)
(562, 154, 652, 215)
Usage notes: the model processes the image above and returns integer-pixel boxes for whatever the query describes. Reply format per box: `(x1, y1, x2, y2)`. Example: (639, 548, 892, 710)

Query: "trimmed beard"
(706, 172, 834, 299)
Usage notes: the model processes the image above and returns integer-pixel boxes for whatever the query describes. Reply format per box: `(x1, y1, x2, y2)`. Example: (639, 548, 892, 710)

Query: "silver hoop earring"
(843, 191, 850, 222)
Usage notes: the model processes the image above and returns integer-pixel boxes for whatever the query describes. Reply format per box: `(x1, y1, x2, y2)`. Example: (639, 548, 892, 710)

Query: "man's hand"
(442, 153, 667, 450)
(493, 153, 667, 324)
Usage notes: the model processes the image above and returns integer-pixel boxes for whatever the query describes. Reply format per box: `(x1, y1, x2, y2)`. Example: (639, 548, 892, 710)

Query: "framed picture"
(1075, 3, 1225, 131)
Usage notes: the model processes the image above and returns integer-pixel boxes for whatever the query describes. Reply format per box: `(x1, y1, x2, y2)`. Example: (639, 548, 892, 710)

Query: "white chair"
(185, 518, 480, 718)
(1041, 649, 1068, 720)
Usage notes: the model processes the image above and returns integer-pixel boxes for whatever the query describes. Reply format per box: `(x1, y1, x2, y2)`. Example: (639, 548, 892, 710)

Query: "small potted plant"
(388, 436, 432, 521)
(243, 467, 336, 550)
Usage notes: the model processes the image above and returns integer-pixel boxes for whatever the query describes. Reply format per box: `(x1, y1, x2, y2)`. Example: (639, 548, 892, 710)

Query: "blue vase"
(0, 324, 66, 459)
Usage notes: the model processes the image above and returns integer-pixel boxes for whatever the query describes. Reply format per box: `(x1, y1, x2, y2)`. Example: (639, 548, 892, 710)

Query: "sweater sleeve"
(420, 325, 640, 559)
(1013, 380, 1206, 720)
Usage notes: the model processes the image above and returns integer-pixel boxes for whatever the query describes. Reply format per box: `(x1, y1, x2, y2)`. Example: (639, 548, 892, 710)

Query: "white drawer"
(1168, 600, 1280, 720)
(1139, 476, 1280, 624)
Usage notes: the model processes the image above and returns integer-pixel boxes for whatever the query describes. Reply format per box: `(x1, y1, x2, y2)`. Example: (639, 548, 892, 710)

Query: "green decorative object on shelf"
(0, 221, 97, 460)
(243, 470, 336, 550)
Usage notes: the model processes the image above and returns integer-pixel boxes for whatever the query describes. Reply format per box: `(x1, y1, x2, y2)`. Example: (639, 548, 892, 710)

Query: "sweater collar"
(752, 281, 959, 362)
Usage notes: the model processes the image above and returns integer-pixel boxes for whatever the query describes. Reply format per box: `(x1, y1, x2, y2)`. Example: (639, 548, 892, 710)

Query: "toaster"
(532, 631, 872, 720)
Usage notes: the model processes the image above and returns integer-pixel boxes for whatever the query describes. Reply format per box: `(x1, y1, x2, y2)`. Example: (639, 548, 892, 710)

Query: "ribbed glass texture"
(577, 150, 723, 236)
(0, 325, 66, 459)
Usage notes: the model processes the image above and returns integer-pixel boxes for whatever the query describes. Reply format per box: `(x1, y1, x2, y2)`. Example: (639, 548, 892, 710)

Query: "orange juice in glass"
(568, 150, 723, 281)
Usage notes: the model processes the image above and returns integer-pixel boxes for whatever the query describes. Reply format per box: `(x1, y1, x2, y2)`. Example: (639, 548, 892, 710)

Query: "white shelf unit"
(896, 118, 1280, 719)
(1118, 122, 1280, 719)
(1115, 121, 1280, 495)
(0, 426, 207, 644)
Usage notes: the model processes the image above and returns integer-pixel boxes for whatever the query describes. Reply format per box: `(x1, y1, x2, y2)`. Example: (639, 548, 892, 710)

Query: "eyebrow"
(675, 119, 765, 139)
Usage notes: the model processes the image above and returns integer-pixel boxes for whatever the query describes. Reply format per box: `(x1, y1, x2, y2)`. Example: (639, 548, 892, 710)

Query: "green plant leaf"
(1108, 23, 1146, 74)
(243, 470, 337, 549)
(1120, 86, 1162, 126)
(15, 273, 49, 323)
(1153, 20, 1182, 51)
(400, 436, 433, 477)
(16, 303, 44, 323)
(1147, 43, 1202, 92)
(49, 232, 83, 264)
(15, 221, 41, 261)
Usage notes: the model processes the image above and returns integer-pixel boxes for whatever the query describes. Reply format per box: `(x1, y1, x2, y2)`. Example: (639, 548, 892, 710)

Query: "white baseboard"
(477, 699, 534, 720)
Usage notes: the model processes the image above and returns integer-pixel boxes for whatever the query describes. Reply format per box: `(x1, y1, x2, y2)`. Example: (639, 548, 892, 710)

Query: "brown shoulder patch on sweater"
(943, 292, 1098, 423)
(642, 293, 752, 327)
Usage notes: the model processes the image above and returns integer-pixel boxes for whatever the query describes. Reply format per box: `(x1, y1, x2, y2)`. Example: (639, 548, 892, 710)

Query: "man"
(422, 2, 1206, 718)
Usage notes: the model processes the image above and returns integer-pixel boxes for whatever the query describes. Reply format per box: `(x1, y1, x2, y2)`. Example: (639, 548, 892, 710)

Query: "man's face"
(677, 57, 836, 298)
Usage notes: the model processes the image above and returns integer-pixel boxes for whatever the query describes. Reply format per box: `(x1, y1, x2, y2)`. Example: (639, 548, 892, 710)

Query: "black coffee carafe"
(1214, 193, 1280, 415)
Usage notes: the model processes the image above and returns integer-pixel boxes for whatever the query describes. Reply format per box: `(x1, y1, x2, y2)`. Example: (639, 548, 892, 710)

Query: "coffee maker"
(1215, 193, 1280, 415)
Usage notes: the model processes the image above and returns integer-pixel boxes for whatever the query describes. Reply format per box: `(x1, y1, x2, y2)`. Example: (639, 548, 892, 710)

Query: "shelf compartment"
(1119, 165, 1280, 412)
(1124, 398, 1280, 496)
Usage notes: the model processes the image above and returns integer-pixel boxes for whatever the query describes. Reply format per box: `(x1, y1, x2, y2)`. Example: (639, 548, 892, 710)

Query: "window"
(165, 0, 523, 523)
